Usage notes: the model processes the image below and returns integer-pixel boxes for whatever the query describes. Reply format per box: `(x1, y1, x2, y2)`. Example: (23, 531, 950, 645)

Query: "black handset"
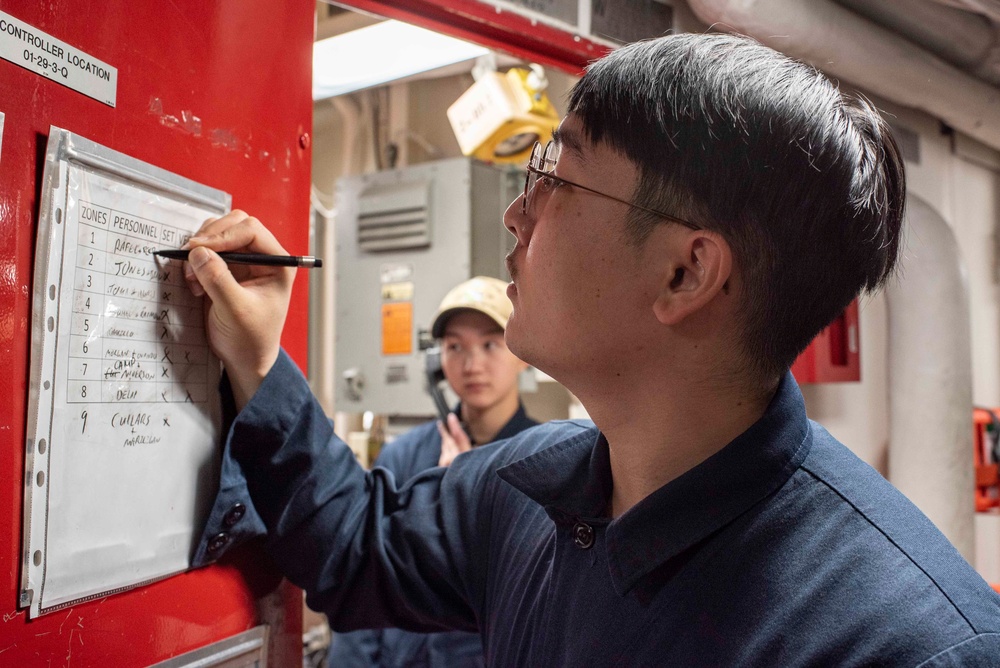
(424, 346, 452, 423)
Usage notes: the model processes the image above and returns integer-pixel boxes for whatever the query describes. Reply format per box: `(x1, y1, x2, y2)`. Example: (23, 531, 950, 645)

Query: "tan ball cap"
(431, 276, 513, 338)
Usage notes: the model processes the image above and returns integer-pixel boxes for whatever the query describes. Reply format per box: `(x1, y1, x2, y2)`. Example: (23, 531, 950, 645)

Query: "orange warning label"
(381, 302, 413, 355)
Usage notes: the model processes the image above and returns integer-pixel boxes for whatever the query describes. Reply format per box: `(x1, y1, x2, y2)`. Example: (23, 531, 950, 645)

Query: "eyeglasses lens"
(541, 141, 558, 171)
(522, 142, 540, 214)
(522, 141, 560, 215)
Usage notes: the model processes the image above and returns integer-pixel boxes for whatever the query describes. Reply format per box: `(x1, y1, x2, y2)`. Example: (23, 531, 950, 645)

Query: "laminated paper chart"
(69, 199, 207, 408)
(22, 128, 228, 617)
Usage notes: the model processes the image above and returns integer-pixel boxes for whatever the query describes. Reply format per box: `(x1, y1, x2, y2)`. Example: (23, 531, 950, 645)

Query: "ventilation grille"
(357, 181, 430, 252)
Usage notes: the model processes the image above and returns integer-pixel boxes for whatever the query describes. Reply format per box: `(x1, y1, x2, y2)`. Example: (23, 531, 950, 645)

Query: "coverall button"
(207, 532, 229, 554)
(223, 503, 246, 527)
(572, 521, 595, 549)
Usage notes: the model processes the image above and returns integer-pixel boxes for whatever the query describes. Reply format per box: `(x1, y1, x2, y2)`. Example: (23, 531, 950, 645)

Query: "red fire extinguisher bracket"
(791, 300, 862, 384)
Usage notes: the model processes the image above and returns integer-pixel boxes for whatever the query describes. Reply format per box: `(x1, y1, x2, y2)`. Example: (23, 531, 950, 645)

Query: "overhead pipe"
(934, 0, 1000, 25)
(835, 0, 1000, 87)
(687, 0, 1000, 151)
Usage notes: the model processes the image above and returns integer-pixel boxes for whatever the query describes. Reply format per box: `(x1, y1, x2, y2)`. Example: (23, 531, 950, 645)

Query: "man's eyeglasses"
(521, 141, 700, 231)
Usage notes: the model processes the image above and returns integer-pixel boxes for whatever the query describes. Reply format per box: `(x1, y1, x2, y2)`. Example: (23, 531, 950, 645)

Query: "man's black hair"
(568, 32, 905, 379)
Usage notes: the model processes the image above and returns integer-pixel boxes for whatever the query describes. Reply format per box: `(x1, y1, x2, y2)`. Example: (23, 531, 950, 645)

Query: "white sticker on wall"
(0, 11, 117, 107)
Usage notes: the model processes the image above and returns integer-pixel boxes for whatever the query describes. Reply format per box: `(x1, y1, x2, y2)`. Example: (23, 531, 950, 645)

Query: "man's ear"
(651, 230, 732, 326)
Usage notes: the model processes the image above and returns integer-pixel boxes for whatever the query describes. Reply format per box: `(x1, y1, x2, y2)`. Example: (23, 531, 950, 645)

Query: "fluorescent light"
(313, 20, 491, 100)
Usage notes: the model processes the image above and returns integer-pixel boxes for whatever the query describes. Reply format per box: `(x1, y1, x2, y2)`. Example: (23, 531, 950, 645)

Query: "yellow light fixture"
(446, 67, 560, 164)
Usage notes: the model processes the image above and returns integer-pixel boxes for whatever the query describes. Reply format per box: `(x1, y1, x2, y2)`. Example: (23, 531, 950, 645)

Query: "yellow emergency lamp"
(447, 67, 560, 164)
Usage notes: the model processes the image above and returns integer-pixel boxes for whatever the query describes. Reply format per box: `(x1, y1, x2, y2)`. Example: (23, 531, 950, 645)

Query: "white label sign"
(0, 11, 117, 107)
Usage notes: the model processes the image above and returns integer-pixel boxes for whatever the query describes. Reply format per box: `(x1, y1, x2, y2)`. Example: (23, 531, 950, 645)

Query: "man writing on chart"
(327, 276, 537, 667)
(187, 33, 1000, 665)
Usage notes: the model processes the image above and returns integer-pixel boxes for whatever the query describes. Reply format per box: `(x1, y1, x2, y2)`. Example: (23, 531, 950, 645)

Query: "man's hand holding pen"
(181, 210, 295, 410)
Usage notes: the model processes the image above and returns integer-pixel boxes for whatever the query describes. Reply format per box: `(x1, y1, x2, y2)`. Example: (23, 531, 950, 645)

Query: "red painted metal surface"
(0, 2, 311, 665)
(338, 0, 612, 74)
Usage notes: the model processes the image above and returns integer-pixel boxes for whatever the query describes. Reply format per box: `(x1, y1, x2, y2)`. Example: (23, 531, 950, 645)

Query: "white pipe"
(332, 96, 361, 177)
(315, 203, 338, 415)
(687, 0, 1000, 151)
(311, 97, 361, 414)
(837, 0, 996, 72)
(886, 195, 975, 560)
(936, 0, 1000, 25)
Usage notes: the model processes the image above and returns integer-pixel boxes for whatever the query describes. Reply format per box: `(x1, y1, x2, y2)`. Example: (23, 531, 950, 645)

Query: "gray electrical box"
(334, 157, 521, 416)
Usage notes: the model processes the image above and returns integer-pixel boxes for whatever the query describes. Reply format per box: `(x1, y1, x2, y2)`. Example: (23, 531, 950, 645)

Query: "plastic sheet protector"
(21, 127, 228, 617)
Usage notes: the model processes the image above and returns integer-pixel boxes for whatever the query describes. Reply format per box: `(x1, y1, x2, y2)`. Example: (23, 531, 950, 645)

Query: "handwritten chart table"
(68, 202, 209, 444)
(24, 129, 226, 617)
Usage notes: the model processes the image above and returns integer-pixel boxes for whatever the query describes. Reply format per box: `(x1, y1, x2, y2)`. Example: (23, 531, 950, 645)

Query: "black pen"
(153, 249, 323, 268)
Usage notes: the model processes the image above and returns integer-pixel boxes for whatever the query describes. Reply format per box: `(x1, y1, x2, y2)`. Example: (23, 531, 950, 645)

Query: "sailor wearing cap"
(327, 276, 539, 668)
